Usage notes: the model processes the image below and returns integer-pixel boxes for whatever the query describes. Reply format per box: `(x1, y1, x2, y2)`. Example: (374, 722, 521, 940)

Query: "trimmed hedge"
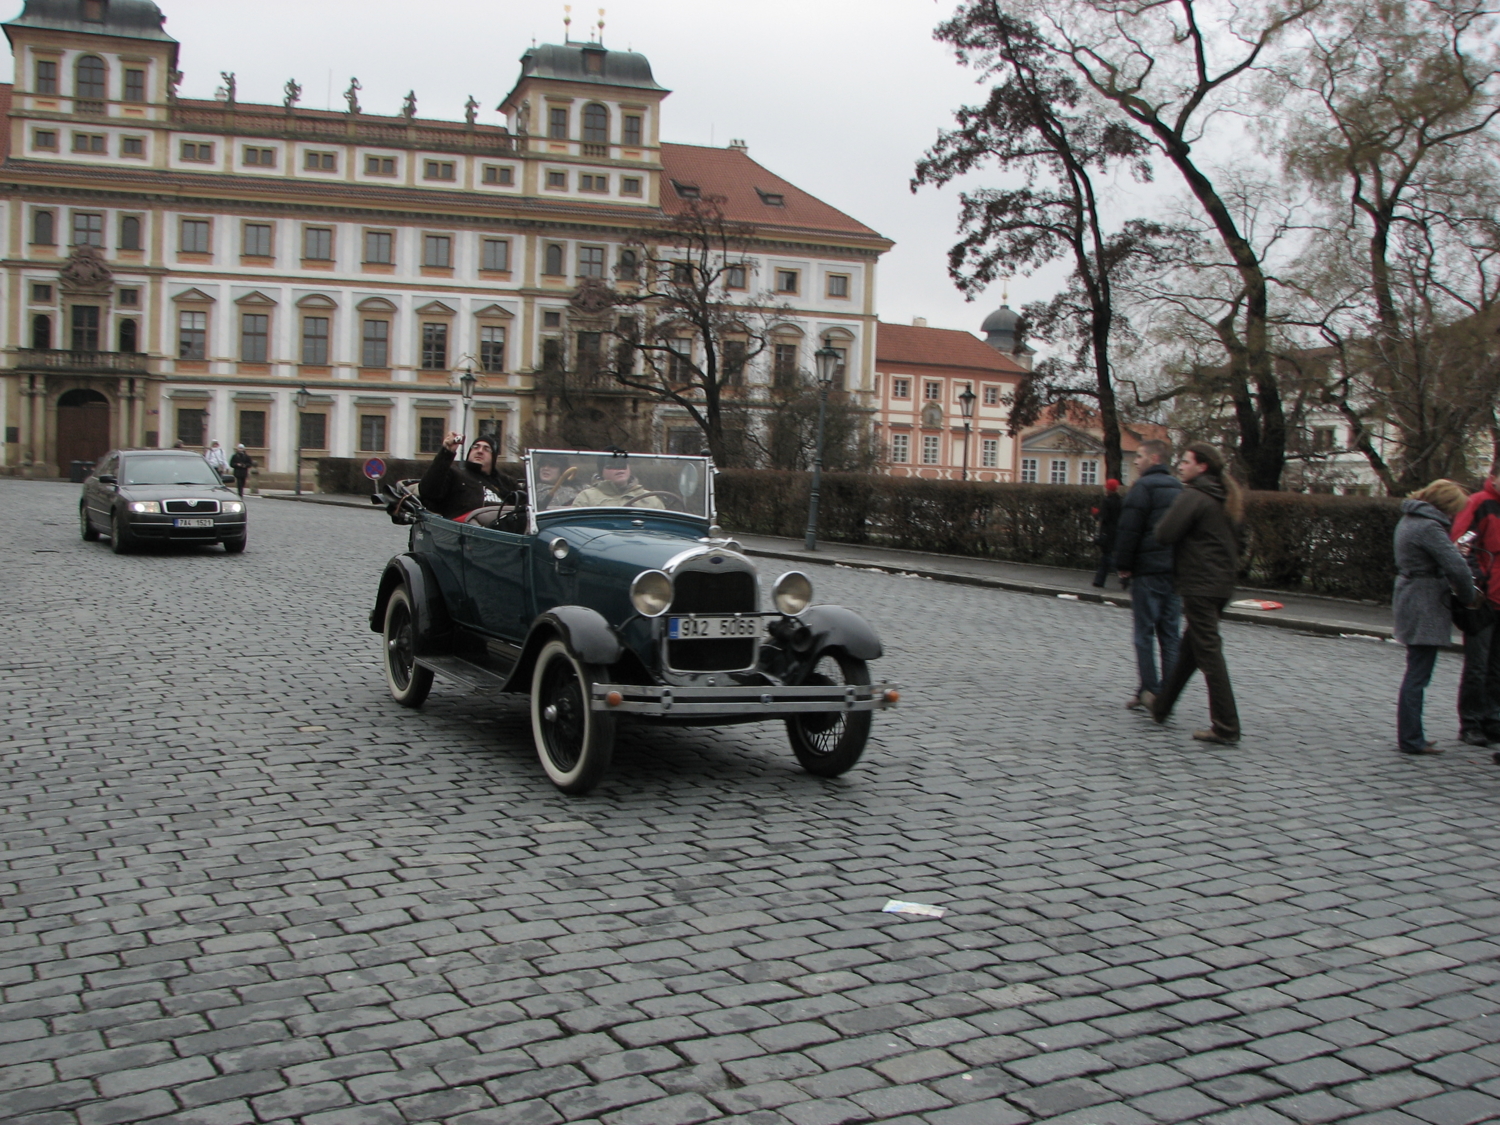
(715, 470, 1403, 603)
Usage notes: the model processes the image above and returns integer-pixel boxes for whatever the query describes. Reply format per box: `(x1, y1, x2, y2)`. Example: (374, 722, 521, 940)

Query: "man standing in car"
(420, 432, 515, 520)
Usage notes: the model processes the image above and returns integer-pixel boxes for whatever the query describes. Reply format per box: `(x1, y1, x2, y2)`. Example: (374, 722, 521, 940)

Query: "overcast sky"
(3, 0, 1081, 335)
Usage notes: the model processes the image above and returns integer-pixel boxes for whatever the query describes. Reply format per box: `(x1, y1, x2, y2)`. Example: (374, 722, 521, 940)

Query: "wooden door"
(56, 391, 111, 476)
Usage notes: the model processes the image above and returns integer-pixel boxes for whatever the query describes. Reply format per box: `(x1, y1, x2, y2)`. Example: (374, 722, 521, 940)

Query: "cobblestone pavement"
(6, 477, 1500, 1125)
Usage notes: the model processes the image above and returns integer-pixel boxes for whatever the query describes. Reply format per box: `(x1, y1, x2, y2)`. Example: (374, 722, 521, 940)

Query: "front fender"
(798, 604, 883, 661)
(370, 554, 454, 655)
(504, 606, 627, 693)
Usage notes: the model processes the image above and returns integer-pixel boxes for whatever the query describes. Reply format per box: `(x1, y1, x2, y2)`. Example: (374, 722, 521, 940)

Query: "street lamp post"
(802, 341, 841, 551)
(959, 382, 976, 482)
(293, 384, 310, 496)
(458, 363, 477, 441)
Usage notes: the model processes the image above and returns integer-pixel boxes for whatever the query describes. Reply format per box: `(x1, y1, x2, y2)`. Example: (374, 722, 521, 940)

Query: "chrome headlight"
(549, 537, 571, 560)
(630, 570, 673, 617)
(222, 501, 244, 514)
(773, 571, 812, 616)
(127, 501, 160, 513)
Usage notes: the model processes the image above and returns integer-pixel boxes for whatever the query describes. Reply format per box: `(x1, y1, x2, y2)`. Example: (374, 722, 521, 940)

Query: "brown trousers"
(1152, 595, 1240, 739)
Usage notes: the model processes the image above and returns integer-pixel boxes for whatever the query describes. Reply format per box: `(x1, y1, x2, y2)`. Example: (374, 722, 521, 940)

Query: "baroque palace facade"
(1, 0, 890, 481)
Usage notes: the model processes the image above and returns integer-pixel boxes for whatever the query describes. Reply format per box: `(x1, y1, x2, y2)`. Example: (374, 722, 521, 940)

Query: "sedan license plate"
(668, 615, 768, 641)
(174, 518, 214, 528)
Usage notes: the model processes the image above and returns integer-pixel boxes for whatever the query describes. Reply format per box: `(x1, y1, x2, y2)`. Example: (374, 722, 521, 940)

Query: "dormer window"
(583, 48, 605, 75)
(83, 0, 104, 22)
(756, 188, 785, 207)
(671, 180, 700, 200)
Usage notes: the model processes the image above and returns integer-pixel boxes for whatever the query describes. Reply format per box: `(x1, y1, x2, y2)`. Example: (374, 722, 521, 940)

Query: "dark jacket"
(229, 451, 253, 476)
(1153, 474, 1240, 598)
(1112, 464, 1183, 576)
(1095, 491, 1123, 550)
(1450, 479, 1500, 608)
(1393, 499, 1475, 646)
(419, 447, 514, 520)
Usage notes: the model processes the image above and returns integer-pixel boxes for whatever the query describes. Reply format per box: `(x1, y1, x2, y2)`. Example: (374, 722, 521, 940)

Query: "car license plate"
(668, 615, 767, 640)
(174, 518, 214, 528)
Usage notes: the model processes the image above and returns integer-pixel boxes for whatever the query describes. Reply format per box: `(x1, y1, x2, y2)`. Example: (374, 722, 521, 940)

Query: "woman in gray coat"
(1394, 480, 1478, 754)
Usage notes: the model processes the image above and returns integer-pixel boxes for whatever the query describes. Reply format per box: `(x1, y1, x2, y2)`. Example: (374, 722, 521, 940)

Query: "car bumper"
(590, 681, 900, 716)
(126, 515, 247, 542)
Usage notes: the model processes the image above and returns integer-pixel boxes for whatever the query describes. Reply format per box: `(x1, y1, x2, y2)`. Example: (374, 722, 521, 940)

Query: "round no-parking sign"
(363, 457, 386, 481)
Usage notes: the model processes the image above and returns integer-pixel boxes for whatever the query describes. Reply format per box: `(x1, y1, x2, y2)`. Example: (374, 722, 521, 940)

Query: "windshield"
(528, 450, 712, 519)
(121, 455, 221, 487)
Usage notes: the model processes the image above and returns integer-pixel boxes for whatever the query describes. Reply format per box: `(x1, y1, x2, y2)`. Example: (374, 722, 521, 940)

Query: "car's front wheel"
(383, 586, 433, 707)
(80, 502, 99, 541)
(531, 638, 615, 794)
(109, 511, 133, 554)
(785, 651, 873, 778)
(222, 532, 247, 554)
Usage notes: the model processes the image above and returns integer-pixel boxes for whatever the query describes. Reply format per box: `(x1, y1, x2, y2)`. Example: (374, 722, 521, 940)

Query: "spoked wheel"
(383, 586, 433, 707)
(80, 503, 99, 541)
(786, 651, 873, 778)
(531, 639, 615, 794)
(109, 511, 133, 554)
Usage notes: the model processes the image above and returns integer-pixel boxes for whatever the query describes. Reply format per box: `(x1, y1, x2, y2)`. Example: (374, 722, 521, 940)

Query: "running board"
(416, 655, 512, 694)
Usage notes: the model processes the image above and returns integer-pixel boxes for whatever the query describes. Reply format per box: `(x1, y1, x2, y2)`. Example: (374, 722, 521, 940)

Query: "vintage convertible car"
(370, 449, 898, 794)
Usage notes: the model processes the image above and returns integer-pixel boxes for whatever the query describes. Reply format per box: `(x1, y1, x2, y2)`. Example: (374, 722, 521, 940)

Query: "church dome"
(981, 303, 1020, 333)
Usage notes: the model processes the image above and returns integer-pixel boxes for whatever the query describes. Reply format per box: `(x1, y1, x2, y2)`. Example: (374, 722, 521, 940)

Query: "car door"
(460, 522, 531, 641)
(87, 452, 118, 527)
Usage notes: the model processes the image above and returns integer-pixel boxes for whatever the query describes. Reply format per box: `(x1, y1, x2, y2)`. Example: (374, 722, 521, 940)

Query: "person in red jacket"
(1449, 463, 1500, 746)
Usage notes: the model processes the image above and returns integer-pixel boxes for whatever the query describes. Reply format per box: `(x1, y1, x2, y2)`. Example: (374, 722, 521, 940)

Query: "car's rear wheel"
(80, 502, 99, 541)
(383, 587, 433, 707)
(531, 638, 615, 794)
(222, 532, 247, 554)
(785, 651, 873, 778)
(109, 511, 133, 554)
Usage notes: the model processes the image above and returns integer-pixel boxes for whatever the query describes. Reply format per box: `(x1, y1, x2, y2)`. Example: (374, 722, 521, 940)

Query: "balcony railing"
(13, 349, 151, 373)
(169, 105, 524, 155)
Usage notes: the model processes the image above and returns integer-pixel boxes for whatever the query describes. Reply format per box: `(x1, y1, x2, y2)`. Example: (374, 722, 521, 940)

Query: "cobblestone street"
(8, 477, 1500, 1125)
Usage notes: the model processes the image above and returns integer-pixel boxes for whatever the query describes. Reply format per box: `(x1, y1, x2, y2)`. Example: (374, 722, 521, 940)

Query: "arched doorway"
(56, 388, 111, 476)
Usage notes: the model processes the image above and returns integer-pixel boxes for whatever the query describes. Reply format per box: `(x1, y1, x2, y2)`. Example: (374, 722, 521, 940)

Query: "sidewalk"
(265, 491, 1400, 644)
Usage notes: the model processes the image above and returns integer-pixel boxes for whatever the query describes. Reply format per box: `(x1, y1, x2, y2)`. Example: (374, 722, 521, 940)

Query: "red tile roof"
(659, 143, 888, 243)
(1029, 403, 1170, 451)
(876, 321, 1028, 375)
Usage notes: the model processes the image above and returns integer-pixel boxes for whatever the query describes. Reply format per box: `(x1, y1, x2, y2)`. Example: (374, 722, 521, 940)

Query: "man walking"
(229, 444, 253, 499)
(1450, 461, 1500, 746)
(1114, 440, 1182, 710)
(1144, 442, 1244, 745)
(1091, 478, 1123, 588)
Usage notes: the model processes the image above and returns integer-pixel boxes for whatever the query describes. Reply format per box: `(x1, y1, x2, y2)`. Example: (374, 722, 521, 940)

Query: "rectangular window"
(72, 133, 106, 154)
(117, 287, 139, 307)
(725, 264, 746, 289)
(577, 246, 605, 278)
(121, 136, 144, 156)
(71, 305, 100, 350)
(418, 416, 446, 454)
(364, 230, 393, 264)
(364, 155, 396, 176)
(180, 141, 214, 162)
(423, 234, 452, 268)
(240, 314, 269, 363)
(178, 311, 207, 360)
(479, 325, 506, 373)
(921, 435, 941, 465)
(891, 434, 910, 463)
(579, 173, 608, 193)
(33, 129, 57, 150)
(548, 106, 568, 139)
(303, 227, 333, 261)
(35, 59, 57, 94)
(180, 219, 210, 254)
(301, 317, 330, 365)
(176, 408, 206, 447)
(299, 412, 327, 450)
(1049, 459, 1068, 484)
(579, 331, 603, 377)
(239, 410, 266, 448)
(361, 319, 389, 367)
(827, 274, 849, 298)
(243, 146, 276, 167)
(123, 68, 145, 103)
(892, 378, 910, 399)
(482, 164, 514, 185)
(924, 381, 941, 401)
(621, 176, 642, 196)
(32, 283, 53, 302)
(775, 269, 799, 294)
(1311, 426, 1336, 451)
(623, 115, 642, 145)
(242, 223, 272, 257)
(421, 322, 448, 369)
(541, 337, 563, 372)
(359, 415, 387, 452)
(543, 311, 563, 327)
(481, 239, 510, 272)
(1079, 460, 1099, 485)
(304, 150, 337, 171)
(982, 439, 999, 469)
(546, 170, 567, 190)
(1021, 458, 1038, 484)
(773, 343, 799, 387)
(119, 215, 142, 251)
(423, 161, 456, 181)
(71, 212, 104, 247)
(983, 385, 1000, 406)
(722, 339, 747, 384)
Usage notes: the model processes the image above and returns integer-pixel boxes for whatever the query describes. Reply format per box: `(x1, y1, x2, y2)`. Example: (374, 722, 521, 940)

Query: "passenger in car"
(535, 455, 582, 510)
(572, 458, 666, 508)
(420, 432, 519, 520)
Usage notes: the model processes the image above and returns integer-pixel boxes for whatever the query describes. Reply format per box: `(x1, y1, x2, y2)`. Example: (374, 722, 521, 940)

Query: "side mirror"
(97, 474, 117, 484)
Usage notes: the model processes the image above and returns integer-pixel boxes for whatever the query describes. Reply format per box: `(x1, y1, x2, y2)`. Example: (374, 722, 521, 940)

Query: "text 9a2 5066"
(668, 614, 770, 641)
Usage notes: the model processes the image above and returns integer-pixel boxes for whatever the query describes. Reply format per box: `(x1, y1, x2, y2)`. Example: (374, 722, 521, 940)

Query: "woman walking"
(1393, 480, 1477, 755)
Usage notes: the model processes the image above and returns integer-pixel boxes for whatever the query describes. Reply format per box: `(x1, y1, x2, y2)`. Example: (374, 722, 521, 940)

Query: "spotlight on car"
(630, 569, 673, 617)
(549, 537, 571, 561)
(773, 571, 813, 616)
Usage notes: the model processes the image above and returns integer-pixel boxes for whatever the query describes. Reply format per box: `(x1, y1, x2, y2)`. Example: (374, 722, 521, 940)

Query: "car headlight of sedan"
(630, 570, 674, 617)
(222, 501, 245, 514)
(773, 571, 813, 616)
(127, 501, 161, 514)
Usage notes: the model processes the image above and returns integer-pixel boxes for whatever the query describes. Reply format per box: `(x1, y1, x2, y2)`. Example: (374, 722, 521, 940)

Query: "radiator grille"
(667, 568, 757, 671)
(164, 499, 221, 514)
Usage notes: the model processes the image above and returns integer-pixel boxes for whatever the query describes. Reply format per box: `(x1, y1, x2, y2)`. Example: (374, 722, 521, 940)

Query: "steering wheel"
(625, 490, 684, 510)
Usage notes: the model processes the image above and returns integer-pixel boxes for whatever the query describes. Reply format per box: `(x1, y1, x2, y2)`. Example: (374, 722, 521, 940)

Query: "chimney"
(727, 138, 747, 153)
(912, 317, 927, 328)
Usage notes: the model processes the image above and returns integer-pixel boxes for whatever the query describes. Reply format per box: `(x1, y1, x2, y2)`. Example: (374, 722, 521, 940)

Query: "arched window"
(544, 243, 565, 276)
(582, 103, 609, 144)
(32, 210, 55, 246)
(31, 314, 51, 350)
(75, 56, 106, 101)
(118, 319, 138, 354)
(616, 249, 638, 281)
